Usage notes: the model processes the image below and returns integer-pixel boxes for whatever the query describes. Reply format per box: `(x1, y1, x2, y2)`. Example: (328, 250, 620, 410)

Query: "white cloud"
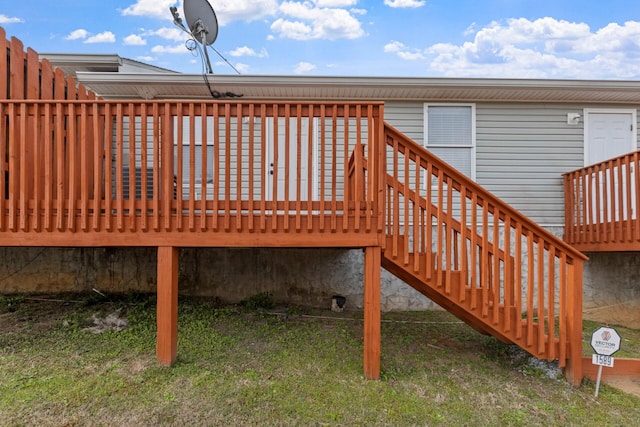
(84, 31, 116, 44)
(418, 17, 640, 79)
(384, 0, 425, 8)
(294, 61, 317, 74)
(66, 29, 89, 40)
(213, 0, 278, 25)
(229, 46, 269, 58)
(137, 55, 156, 62)
(147, 27, 187, 42)
(0, 14, 24, 24)
(384, 40, 425, 60)
(121, 0, 177, 19)
(151, 44, 190, 54)
(124, 34, 146, 45)
(272, 1, 365, 40)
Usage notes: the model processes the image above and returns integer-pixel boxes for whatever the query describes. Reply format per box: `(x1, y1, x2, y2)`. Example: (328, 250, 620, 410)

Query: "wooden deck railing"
(381, 124, 587, 384)
(564, 150, 640, 251)
(0, 100, 384, 247)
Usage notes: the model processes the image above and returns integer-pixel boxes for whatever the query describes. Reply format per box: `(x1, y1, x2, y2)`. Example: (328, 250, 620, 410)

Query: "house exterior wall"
(385, 101, 640, 226)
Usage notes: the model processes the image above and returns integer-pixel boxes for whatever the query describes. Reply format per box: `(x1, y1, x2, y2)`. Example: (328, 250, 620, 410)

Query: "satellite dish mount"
(170, 0, 219, 74)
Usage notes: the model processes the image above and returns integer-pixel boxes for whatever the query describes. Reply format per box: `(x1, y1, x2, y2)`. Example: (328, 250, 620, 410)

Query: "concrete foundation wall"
(0, 247, 436, 312)
(0, 236, 638, 312)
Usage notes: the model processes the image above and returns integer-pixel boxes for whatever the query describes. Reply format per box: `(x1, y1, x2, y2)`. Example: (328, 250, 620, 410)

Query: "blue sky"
(2, 0, 640, 79)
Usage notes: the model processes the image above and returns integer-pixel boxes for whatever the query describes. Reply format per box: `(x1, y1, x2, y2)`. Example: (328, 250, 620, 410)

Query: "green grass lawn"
(1, 293, 639, 426)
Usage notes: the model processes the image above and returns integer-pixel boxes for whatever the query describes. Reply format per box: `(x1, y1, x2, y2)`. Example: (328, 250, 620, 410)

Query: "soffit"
(76, 73, 640, 104)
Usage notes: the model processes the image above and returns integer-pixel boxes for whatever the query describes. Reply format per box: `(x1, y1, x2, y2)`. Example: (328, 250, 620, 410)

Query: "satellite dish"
(183, 0, 219, 46)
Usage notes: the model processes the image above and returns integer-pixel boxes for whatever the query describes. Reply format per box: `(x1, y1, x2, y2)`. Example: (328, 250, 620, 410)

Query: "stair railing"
(382, 123, 587, 385)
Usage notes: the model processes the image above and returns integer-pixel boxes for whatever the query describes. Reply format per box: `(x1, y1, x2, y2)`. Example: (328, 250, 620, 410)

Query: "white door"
(584, 109, 637, 222)
(265, 117, 318, 201)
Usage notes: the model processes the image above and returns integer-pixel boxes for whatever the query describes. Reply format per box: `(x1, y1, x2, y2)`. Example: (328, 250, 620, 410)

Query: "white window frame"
(423, 103, 477, 180)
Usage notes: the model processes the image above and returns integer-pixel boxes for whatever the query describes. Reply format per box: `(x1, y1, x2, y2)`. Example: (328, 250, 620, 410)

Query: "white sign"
(592, 354, 615, 368)
(590, 326, 621, 356)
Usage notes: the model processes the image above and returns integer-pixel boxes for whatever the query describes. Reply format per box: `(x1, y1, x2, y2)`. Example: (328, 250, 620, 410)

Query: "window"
(424, 104, 476, 179)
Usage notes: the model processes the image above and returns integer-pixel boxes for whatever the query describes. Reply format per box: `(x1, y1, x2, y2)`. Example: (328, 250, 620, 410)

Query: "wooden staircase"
(378, 123, 588, 385)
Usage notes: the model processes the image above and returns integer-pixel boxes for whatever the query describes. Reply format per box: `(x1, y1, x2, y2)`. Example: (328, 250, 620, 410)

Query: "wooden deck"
(1, 27, 587, 385)
(564, 150, 640, 252)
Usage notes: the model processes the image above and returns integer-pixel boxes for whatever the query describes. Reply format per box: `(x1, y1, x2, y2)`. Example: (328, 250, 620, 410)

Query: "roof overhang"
(76, 73, 640, 104)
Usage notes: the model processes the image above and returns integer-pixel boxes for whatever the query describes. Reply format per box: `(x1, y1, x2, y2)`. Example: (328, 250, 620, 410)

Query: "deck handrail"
(383, 123, 585, 384)
(564, 150, 640, 251)
(0, 99, 384, 240)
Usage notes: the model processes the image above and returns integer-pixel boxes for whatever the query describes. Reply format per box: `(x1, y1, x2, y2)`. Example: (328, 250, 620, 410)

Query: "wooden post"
(364, 246, 381, 380)
(564, 258, 584, 386)
(157, 246, 179, 366)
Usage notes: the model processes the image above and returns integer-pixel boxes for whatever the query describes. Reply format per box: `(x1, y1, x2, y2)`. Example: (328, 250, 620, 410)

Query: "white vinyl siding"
(424, 104, 476, 180)
(383, 102, 640, 226)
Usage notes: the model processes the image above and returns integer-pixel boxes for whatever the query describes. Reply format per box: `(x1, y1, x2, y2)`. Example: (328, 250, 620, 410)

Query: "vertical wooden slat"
(391, 139, 400, 259)
(80, 103, 88, 231)
(537, 239, 545, 355)
(413, 155, 421, 273)
(481, 198, 489, 317)
(115, 104, 124, 231)
(188, 103, 196, 230)
(55, 103, 64, 231)
(18, 104, 27, 231)
(470, 193, 477, 309)
(0, 28, 8, 99)
(624, 156, 632, 243)
(526, 230, 535, 346)
(514, 222, 523, 340)
(175, 103, 184, 231)
(558, 252, 567, 365)
(444, 176, 453, 294)
(66, 103, 77, 231)
(503, 216, 511, 332)
(7, 104, 17, 231)
(319, 105, 326, 231)
(283, 104, 290, 231)
(306, 104, 314, 232)
(104, 103, 113, 231)
(10, 37, 25, 100)
(140, 103, 149, 232)
(547, 246, 556, 360)
(128, 103, 136, 231)
(33, 103, 41, 231)
(224, 104, 231, 231)
(492, 206, 500, 325)
(259, 104, 266, 232)
(0, 103, 6, 231)
(201, 102, 209, 231)
(92, 103, 101, 231)
(248, 103, 255, 231)
(152, 102, 160, 231)
(43, 103, 53, 231)
(426, 163, 433, 281)
(436, 169, 445, 288)
(163, 102, 173, 232)
(235, 103, 243, 231)
(403, 144, 410, 266)
(330, 105, 337, 232)
(342, 105, 349, 233)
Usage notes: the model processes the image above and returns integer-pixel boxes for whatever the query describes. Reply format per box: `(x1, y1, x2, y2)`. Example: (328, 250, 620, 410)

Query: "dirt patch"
(584, 300, 640, 329)
(603, 376, 640, 398)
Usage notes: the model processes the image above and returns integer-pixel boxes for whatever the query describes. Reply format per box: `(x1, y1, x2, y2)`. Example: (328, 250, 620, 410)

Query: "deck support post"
(157, 246, 179, 366)
(364, 246, 381, 380)
(564, 258, 584, 386)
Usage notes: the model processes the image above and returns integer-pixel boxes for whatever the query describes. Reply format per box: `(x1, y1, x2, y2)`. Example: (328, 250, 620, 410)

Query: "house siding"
(384, 101, 640, 226)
